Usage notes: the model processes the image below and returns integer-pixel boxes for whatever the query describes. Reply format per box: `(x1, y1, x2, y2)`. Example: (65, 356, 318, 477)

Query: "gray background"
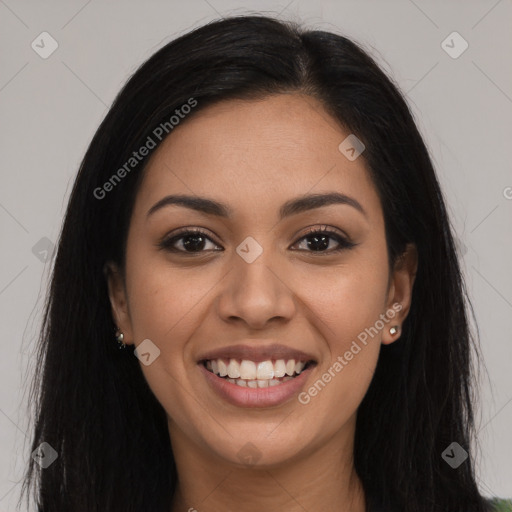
(1, 0, 511, 508)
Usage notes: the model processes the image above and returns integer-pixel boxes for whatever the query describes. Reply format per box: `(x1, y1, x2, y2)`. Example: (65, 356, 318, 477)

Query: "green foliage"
(489, 498, 512, 512)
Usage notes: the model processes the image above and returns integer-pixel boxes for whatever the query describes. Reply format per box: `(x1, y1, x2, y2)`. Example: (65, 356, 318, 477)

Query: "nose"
(215, 250, 297, 330)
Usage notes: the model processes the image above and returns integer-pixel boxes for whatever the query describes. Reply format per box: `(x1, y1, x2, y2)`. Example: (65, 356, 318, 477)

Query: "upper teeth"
(206, 358, 307, 380)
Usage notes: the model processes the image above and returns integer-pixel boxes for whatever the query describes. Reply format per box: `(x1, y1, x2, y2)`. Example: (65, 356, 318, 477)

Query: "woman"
(20, 14, 511, 512)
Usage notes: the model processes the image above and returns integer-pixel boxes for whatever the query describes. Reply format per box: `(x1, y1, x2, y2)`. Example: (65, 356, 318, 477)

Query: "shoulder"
(487, 498, 512, 511)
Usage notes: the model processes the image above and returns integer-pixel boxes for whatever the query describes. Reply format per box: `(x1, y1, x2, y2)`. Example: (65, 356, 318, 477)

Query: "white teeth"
(285, 359, 296, 376)
(206, 357, 312, 387)
(256, 360, 274, 380)
(217, 359, 228, 377)
(274, 359, 286, 378)
(240, 360, 257, 380)
(227, 359, 241, 379)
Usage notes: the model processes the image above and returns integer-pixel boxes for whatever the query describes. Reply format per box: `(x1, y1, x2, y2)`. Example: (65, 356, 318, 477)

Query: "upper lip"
(197, 343, 317, 364)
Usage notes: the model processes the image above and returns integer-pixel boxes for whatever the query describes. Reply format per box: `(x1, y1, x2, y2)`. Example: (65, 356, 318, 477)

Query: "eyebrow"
(146, 192, 367, 220)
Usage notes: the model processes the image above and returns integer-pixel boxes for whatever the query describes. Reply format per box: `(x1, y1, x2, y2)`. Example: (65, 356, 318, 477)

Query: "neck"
(168, 416, 366, 512)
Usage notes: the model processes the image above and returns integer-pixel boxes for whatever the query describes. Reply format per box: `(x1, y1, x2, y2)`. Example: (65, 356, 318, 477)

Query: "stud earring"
(389, 326, 399, 336)
(115, 327, 127, 349)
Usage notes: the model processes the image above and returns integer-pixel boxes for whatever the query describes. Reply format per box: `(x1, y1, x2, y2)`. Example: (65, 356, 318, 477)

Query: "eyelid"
(163, 226, 218, 242)
(298, 224, 349, 240)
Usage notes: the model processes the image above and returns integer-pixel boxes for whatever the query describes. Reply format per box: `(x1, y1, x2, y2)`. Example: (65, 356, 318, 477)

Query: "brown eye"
(292, 226, 356, 254)
(158, 229, 221, 254)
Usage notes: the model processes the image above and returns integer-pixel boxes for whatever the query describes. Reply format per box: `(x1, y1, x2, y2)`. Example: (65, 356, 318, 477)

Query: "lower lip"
(198, 363, 315, 408)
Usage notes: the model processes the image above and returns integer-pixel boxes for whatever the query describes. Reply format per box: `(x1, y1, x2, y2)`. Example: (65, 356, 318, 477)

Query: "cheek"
(123, 254, 210, 422)
(294, 252, 389, 421)
(299, 256, 389, 347)
(124, 247, 213, 345)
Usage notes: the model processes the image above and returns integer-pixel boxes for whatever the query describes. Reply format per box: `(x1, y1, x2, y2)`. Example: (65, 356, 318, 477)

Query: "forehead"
(134, 94, 381, 222)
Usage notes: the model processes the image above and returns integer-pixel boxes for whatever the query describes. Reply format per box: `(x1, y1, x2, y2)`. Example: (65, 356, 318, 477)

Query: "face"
(107, 93, 417, 468)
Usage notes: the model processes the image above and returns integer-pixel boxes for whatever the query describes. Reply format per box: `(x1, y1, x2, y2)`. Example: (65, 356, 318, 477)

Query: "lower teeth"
(223, 376, 295, 388)
(205, 367, 297, 388)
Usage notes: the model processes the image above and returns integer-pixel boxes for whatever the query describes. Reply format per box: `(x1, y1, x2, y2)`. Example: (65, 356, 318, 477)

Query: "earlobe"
(104, 262, 133, 345)
(382, 243, 418, 345)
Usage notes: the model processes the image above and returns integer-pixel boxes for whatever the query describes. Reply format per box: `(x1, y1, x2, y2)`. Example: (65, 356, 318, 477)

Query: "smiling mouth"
(200, 358, 317, 388)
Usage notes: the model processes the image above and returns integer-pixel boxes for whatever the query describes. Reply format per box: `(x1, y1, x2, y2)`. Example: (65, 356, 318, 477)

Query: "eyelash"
(157, 225, 357, 256)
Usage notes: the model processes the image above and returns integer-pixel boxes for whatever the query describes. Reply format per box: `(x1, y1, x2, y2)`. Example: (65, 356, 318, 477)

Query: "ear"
(104, 261, 134, 345)
(382, 243, 418, 345)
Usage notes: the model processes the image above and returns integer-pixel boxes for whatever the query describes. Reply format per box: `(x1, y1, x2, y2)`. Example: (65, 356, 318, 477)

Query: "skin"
(107, 93, 417, 512)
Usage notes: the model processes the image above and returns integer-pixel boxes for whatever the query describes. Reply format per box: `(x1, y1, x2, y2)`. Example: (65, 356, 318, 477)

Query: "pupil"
(308, 235, 328, 251)
(183, 234, 205, 252)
